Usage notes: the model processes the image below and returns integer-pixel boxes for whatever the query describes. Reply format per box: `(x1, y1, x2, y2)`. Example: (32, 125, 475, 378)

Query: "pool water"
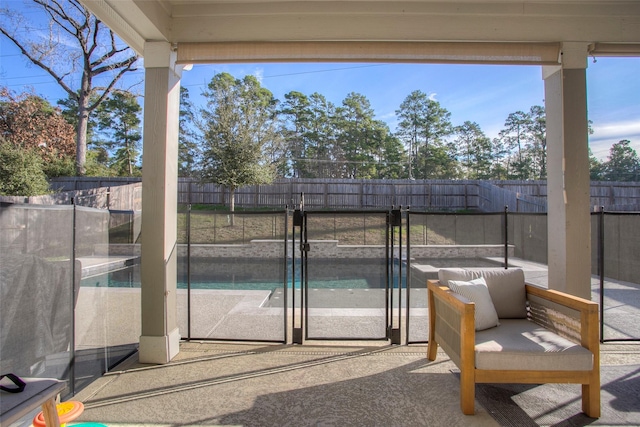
(80, 257, 506, 291)
(83, 275, 371, 291)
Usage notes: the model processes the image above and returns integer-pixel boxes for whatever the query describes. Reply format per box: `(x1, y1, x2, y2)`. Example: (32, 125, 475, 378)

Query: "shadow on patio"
(72, 342, 640, 427)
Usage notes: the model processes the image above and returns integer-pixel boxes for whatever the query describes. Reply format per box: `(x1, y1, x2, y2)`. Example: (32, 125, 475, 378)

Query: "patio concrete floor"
(70, 341, 640, 427)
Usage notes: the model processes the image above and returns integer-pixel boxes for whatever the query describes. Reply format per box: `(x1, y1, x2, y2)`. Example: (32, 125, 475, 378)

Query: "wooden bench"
(427, 268, 600, 417)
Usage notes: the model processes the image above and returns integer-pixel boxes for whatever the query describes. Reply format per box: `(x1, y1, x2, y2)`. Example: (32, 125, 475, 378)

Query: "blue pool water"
(82, 274, 371, 291)
(81, 258, 391, 290)
(80, 257, 505, 291)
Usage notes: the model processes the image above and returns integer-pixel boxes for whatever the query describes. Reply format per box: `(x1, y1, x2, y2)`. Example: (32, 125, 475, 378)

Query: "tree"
(94, 91, 142, 176)
(499, 111, 532, 179)
(525, 105, 547, 179)
(375, 132, 408, 179)
(178, 87, 201, 177)
(490, 136, 510, 180)
(454, 121, 493, 179)
(602, 140, 640, 182)
(57, 92, 99, 143)
(306, 93, 338, 178)
(0, 0, 139, 175)
(0, 139, 50, 196)
(589, 146, 605, 181)
(0, 87, 75, 175)
(199, 73, 278, 217)
(396, 90, 427, 179)
(335, 92, 386, 179)
(84, 148, 115, 177)
(396, 90, 453, 179)
(281, 91, 312, 177)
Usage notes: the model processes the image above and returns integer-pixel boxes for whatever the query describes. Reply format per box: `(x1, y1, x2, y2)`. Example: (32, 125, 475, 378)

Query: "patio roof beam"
(176, 41, 562, 66)
(590, 42, 640, 57)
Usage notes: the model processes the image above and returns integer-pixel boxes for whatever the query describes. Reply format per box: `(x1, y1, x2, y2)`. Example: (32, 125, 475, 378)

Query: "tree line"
(176, 72, 640, 189)
(2, 71, 639, 196)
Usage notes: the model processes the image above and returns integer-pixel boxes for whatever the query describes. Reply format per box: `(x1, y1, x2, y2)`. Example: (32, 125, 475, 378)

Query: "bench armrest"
(427, 279, 475, 370)
(524, 284, 600, 355)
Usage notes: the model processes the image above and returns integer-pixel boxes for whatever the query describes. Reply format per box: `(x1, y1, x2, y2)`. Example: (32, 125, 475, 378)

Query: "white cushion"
(448, 277, 500, 331)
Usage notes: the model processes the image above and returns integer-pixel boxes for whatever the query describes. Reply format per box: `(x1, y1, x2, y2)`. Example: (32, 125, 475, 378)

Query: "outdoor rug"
(475, 364, 640, 426)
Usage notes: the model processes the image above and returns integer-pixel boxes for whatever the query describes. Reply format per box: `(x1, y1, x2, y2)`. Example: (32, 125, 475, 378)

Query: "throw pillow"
(448, 277, 500, 331)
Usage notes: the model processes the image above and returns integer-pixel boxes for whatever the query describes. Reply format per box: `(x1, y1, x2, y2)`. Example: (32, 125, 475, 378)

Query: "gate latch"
(389, 209, 402, 227)
(293, 209, 303, 226)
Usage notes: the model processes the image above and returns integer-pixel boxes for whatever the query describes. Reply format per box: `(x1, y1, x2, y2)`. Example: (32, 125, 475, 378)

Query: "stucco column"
(139, 41, 182, 363)
(543, 42, 592, 299)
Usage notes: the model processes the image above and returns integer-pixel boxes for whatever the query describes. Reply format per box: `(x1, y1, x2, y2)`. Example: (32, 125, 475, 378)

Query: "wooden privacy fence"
(180, 179, 481, 211)
(36, 177, 640, 212)
(1, 183, 142, 211)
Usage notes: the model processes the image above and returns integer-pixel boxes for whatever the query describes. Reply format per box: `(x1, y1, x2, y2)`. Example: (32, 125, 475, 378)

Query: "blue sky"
(2, 27, 639, 161)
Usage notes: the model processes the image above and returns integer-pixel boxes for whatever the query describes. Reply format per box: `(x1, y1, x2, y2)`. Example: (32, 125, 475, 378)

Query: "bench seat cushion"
(474, 319, 593, 371)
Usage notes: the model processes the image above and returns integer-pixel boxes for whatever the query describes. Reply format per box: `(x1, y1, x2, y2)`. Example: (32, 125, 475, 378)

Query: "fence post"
(324, 182, 328, 208)
(187, 204, 192, 341)
(255, 184, 259, 208)
(504, 205, 509, 269)
(599, 206, 605, 342)
(609, 185, 615, 207)
(70, 198, 77, 395)
(464, 183, 468, 210)
(405, 207, 411, 343)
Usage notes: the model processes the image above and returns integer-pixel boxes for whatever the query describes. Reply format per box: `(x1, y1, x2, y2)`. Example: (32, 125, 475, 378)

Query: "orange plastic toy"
(32, 400, 84, 427)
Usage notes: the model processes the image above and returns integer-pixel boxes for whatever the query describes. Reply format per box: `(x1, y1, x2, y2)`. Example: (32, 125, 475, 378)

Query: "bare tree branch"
(92, 55, 137, 77)
(88, 61, 137, 111)
(0, 0, 140, 175)
(0, 26, 76, 97)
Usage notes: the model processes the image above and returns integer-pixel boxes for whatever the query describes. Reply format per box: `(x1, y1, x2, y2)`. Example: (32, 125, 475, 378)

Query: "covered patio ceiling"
(83, 0, 640, 64)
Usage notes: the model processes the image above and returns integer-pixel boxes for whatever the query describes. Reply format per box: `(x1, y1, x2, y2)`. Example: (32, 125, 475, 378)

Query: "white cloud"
(591, 120, 640, 141)
(589, 119, 640, 160)
(253, 67, 265, 83)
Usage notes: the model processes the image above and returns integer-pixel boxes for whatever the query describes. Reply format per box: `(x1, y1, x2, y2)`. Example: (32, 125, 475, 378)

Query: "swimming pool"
(79, 257, 508, 290)
(80, 258, 386, 290)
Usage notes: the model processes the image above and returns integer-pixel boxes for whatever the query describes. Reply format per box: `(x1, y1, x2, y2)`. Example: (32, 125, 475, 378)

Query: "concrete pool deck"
(74, 255, 640, 344)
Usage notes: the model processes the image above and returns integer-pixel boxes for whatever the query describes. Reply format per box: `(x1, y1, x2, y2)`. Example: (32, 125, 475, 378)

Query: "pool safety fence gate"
(179, 208, 289, 343)
(298, 209, 400, 343)
(178, 205, 640, 344)
(178, 205, 518, 344)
